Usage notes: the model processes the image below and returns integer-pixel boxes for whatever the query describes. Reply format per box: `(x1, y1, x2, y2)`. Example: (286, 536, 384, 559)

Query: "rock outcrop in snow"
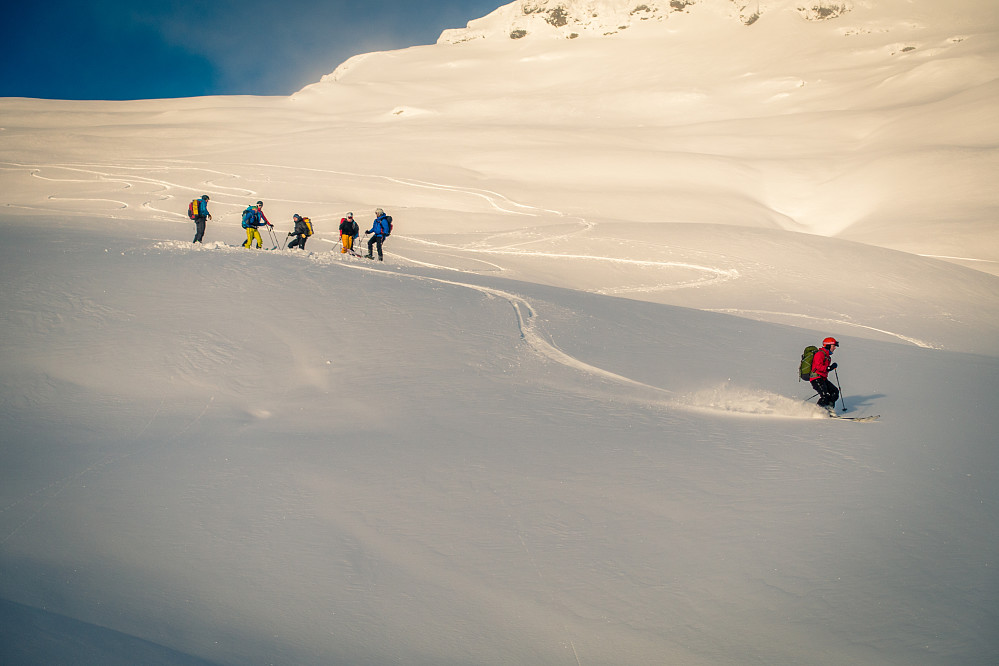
(437, 0, 852, 44)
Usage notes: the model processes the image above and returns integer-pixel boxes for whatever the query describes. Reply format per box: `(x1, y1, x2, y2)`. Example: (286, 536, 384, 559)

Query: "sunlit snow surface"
(1, 0, 998, 664)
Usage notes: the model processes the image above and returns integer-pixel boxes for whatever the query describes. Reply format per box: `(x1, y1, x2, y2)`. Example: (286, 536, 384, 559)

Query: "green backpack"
(799, 346, 818, 381)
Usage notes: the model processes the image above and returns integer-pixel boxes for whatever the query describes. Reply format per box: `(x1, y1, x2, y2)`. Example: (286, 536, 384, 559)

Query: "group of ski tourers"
(190, 195, 854, 417)
(188, 195, 394, 260)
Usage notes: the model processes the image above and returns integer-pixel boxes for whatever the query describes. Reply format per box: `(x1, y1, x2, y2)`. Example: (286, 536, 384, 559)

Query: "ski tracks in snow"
(4, 158, 737, 296)
(365, 263, 674, 399)
(326, 257, 852, 421)
(4, 157, 912, 414)
(705, 308, 939, 349)
(0, 160, 256, 220)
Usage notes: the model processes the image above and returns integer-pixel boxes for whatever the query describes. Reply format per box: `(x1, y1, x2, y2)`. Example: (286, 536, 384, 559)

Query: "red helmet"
(823, 337, 839, 348)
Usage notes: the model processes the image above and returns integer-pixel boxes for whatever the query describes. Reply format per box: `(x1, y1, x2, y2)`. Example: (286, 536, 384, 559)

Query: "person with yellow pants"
(241, 200, 272, 248)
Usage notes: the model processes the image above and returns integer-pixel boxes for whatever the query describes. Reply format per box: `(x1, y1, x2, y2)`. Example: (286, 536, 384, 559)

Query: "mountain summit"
(438, 0, 850, 43)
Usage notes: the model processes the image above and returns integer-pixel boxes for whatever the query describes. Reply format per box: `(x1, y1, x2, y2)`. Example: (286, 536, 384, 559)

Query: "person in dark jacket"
(192, 194, 211, 243)
(287, 214, 312, 250)
(810, 336, 840, 413)
(339, 212, 359, 254)
(365, 208, 391, 261)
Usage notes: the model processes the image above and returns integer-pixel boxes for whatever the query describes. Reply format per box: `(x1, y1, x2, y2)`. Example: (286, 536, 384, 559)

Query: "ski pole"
(834, 368, 847, 412)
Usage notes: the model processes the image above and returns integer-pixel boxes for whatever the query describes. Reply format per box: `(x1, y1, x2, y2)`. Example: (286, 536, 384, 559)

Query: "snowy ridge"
(438, 0, 850, 44)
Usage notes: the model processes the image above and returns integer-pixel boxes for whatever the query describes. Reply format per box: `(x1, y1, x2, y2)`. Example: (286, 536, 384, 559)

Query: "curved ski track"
(3, 159, 935, 396)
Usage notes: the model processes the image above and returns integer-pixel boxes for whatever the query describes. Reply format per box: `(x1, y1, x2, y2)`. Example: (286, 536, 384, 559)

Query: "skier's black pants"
(193, 216, 206, 243)
(288, 234, 307, 250)
(811, 378, 839, 408)
(367, 234, 385, 260)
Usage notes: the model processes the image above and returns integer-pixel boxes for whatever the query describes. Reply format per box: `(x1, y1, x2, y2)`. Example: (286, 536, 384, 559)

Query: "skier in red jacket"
(810, 337, 840, 413)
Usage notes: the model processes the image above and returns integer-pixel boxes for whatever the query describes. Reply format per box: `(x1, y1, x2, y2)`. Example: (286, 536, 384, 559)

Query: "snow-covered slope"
(2, 217, 997, 665)
(1, 0, 998, 663)
(310, 0, 999, 277)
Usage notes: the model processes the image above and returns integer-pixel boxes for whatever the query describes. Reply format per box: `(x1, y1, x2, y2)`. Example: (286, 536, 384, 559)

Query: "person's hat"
(375, 208, 384, 215)
(346, 212, 353, 218)
(293, 213, 301, 220)
(823, 337, 839, 348)
(202, 194, 209, 200)
(256, 200, 264, 207)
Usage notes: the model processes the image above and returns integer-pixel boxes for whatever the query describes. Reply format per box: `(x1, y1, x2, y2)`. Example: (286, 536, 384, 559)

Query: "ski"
(830, 414, 880, 422)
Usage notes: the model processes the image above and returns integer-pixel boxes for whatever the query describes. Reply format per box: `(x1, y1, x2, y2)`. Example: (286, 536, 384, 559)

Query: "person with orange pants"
(339, 212, 359, 254)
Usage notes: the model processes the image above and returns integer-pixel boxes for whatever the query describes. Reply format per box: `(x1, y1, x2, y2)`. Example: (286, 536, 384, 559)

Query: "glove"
(287, 232, 293, 237)
(829, 363, 838, 370)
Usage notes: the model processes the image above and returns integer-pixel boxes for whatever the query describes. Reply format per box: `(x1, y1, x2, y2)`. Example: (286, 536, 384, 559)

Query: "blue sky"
(1, 0, 502, 100)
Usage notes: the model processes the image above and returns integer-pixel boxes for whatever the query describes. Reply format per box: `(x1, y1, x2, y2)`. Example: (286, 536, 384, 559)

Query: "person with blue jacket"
(365, 208, 392, 261)
(242, 200, 272, 249)
(192, 194, 211, 243)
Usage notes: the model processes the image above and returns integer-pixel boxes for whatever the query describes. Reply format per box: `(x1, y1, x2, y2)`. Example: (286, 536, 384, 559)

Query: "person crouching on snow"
(810, 336, 840, 414)
(287, 214, 312, 250)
